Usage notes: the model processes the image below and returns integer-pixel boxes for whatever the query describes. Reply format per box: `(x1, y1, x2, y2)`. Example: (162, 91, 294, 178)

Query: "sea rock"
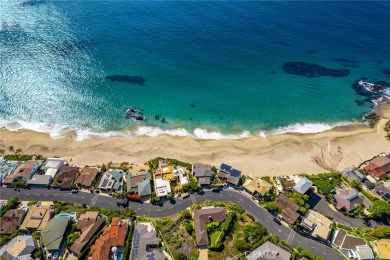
(105, 75, 146, 86)
(364, 111, 380, 127)
(281, 62, 350, 78)
(53, 39, 96, 56)
(352, 79, 390, 98)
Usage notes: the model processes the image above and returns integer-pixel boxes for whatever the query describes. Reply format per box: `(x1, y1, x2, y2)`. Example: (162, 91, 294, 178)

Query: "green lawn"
(210, 230, 223, 246)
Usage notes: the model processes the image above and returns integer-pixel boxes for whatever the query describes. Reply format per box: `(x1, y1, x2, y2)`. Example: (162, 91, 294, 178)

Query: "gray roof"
(355, 245, 374, 260)
(41, 217, 70, 251)
(27, 175, 52, 185)
(192, 163, 213, 178)
(126, 173, 151, 197)
(0, 235, 37, 260)
(246, 241, 291, 260)
(131, 224, 162, 260)
(342, 168, 366, 181)
(293, 177, 313, 194)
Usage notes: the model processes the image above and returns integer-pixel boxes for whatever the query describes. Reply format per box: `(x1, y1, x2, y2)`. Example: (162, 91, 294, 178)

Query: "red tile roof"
(364, 164, 387, 179)
(90, 218, 127, 260)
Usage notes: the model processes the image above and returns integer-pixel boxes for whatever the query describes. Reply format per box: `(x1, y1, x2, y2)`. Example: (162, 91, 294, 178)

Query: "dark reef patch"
(106, 75, 146, 86)
(282, 62, 350, 78)
(382, 69, 390, 78)
(52, 39, 96, 56)
(190, 104, 196, 108)
(305, 49, 318, 54)
(20, 0, 46, 7)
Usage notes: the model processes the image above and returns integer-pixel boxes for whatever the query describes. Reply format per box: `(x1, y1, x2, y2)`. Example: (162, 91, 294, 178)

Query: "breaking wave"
(0, 119, 358, 141)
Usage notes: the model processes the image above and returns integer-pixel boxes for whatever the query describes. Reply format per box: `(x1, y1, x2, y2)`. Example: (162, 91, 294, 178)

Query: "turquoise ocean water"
(1, 1, 390, 140)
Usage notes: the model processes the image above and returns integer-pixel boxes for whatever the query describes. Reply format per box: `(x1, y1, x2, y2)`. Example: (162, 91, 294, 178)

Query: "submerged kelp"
(282, 62, 350, 78)
(105, 75, 146, 86)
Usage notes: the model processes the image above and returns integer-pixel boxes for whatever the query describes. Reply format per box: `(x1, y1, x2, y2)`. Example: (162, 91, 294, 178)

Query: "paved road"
(0, 187, 342, 260)
(308, 192, 387, 227)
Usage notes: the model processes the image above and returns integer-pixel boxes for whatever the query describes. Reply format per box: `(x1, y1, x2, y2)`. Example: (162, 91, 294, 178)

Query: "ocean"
(1, 0, 390, 140)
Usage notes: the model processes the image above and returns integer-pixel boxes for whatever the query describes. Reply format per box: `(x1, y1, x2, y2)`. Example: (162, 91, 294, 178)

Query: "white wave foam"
(271, 122, 352, 135)
(0, 119, 358, 141)
(134, 127, 191, 137)
(193, 128, 251, 140)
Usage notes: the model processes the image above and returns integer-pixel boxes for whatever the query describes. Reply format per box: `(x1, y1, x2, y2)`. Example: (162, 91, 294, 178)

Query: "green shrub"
(264, 202, 278, 212)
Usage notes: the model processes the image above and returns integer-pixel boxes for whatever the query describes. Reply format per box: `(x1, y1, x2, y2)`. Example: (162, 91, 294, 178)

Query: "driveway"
(308, 192, 388, 227)
(0, 187, 343, 259)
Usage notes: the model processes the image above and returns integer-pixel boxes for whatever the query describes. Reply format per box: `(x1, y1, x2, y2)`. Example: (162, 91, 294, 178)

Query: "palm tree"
(8, 146, 14, 153)
(15, 148, 23, 161)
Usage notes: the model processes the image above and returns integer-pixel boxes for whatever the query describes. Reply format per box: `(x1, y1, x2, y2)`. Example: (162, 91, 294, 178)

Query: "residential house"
(280, 177, 295, 192)
(69, 212, 106, 257)
(300, 210, 332, 241)
(0, 235, 38, 260)
(90, 218, 128, 260)
(332, 229, 374, 260)
(362, 179, 374, 189)
(99, 170, 125, 192)
(0, 159, 18, 184)
(0, 207, 28, 235)
(275, 194, 300, 224)
(41, 158, 65, 179)
(373, 184, 390, 202)
(41, 216, 71, 258)
(217, 163, 241, 186)
(374, 240, 390, 260)
(154, 160, 174, 181)
(246, 241, 291, 260)
(2, 160, 40, 187)
(334, 188, 370, 212)
(243, 178, 272, 196)
(126, 172, 152, 201)
(131, 223, 165, 260)
(41, 158, 65, 172)
(342, 167, 367, 182)
(75, 167, 98, 189)
(20, 204, 53, 232)
(364, 156, 390, 180)
(52, 166, 79, 190)
(192, 163, 213, 186)
(293, 177, 313, 194)
(27, 175, 52, 188)
(154, 178, 171, 197)
(194, 207, 227, 246)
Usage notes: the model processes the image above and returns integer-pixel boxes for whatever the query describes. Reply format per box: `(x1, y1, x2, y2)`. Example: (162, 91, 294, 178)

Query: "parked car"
(127, 194, 142, 203)
(273, 217, 281, 225)
(71, 189, 79, 194)
(212, 187, 220, 193)
(197, 190, 205, 195)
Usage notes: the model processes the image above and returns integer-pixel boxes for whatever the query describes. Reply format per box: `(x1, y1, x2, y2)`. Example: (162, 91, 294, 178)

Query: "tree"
(350, 179, 363, 192)
(167, 192, 173, 200)
(369, 226, 390, 239)
(180, 209, 192, 219)
(264, 202, 278, 212)
(235, 238, 252, 252)
(123, 208, 136, 218)
(0, 148, 5, 155)
(8, 146, 14, 153)
(174, 253, 188, 260)
(243, 223, 267, 241)
(370, 200, 390, 218)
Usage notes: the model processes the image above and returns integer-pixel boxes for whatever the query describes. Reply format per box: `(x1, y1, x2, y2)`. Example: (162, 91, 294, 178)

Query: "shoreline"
(1, 101, 390, 177)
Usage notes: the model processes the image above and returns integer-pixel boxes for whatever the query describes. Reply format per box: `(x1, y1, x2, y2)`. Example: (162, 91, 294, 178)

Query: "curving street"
(0, 187, 343, 259)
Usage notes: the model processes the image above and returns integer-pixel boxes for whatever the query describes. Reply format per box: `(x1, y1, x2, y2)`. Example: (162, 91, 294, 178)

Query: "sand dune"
(1, 102, 389, 177)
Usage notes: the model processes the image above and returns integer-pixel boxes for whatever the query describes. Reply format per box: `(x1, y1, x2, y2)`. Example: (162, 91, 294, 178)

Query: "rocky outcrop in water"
(281, 62, 350, 77)
(364, 111, 380, 127)
(105, 75, 146, 86)
(352, 79, 390, 98)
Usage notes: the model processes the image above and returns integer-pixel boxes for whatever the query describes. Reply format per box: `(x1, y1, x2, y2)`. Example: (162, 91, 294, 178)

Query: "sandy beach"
(1, 102, 390, 177)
